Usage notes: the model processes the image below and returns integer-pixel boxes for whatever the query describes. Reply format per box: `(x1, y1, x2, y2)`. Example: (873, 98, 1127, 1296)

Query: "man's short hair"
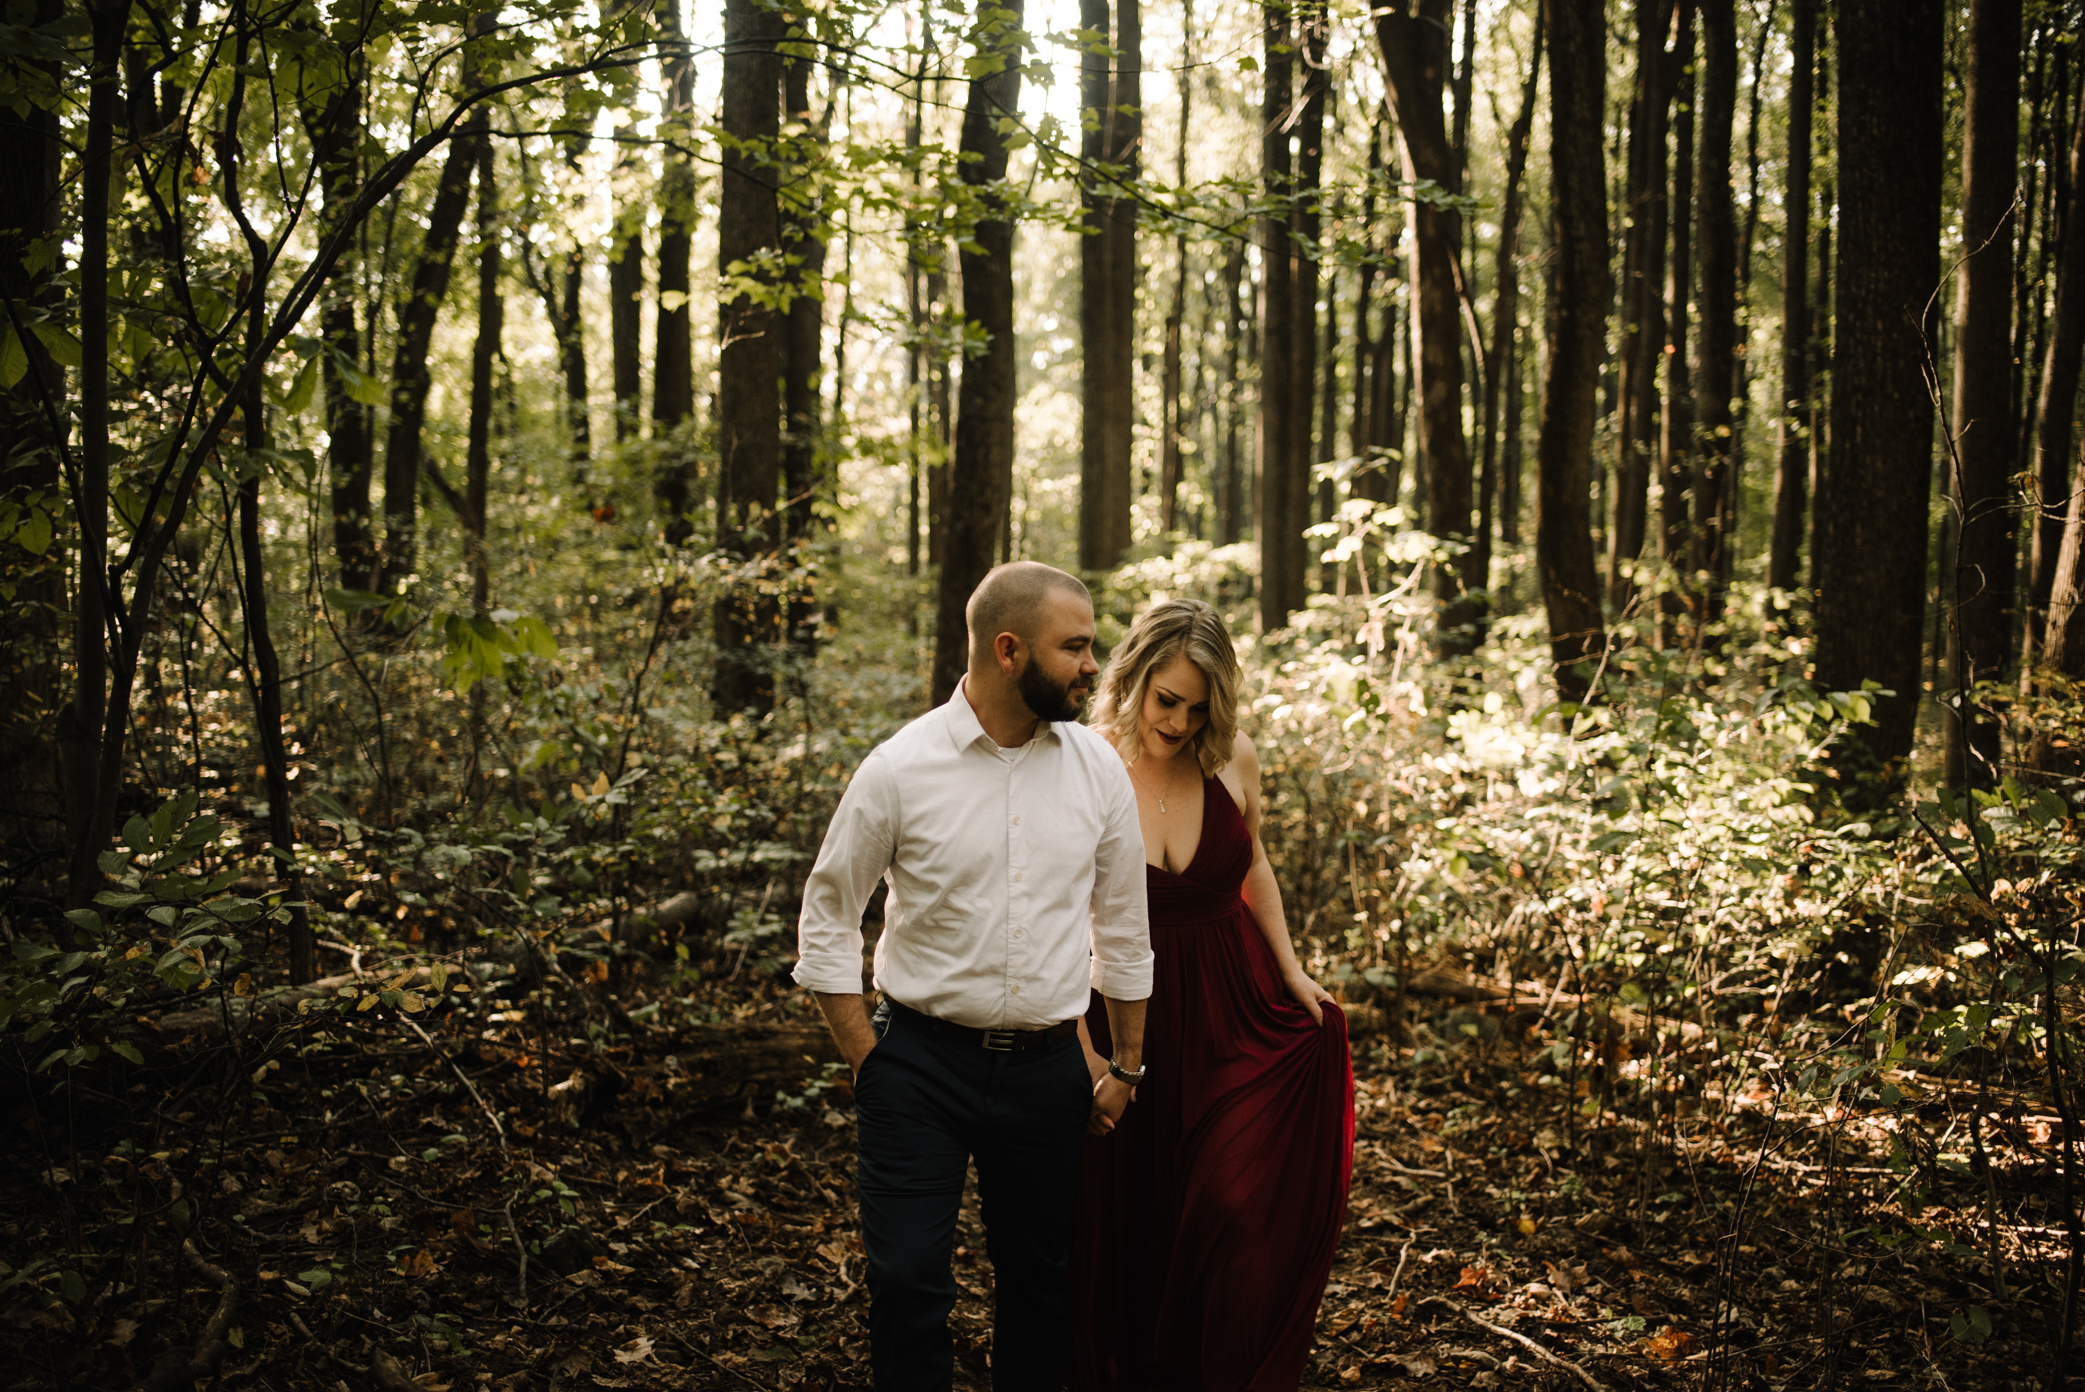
(966, 562, 1092, 664)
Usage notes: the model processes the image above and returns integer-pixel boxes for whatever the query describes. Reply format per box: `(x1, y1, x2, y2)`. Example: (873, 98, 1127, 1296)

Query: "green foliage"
(0, 792, 287, 1073)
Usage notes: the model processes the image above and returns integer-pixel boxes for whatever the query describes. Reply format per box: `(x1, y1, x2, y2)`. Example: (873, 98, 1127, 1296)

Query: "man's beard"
(1016, 657, 1087, 722)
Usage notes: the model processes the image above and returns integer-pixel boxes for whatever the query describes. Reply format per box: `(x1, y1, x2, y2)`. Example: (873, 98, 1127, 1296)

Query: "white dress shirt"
(793, 682, 1153, 1029)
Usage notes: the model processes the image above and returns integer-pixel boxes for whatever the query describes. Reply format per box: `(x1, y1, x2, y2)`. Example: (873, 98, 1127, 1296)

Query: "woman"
(1070, 598, 1355, 1392)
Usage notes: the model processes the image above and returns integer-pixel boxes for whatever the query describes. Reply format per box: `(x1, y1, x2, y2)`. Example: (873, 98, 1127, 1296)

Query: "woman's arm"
(1232, 734, 1334, 1024)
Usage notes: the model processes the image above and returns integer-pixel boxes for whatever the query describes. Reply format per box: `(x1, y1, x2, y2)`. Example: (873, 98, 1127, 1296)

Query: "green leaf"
(169, 1199, 192, 1235)
(0, 327, 25, 390)
(336, 358, 387, 406)
(30, 321, 83, 369)
(280, 353, 317, 416)
(111, 1041, 143, 1065)
(298, 1268, 333, 1290)
(14, 506, 50, 556)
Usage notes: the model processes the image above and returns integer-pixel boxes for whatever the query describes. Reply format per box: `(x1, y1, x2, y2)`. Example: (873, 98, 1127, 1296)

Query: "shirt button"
(1009, 983, 1022, 995)
(1012, 929, 1025, 940)
(1014, 872, 1023, 883)
(1012, 816, 1021, 826)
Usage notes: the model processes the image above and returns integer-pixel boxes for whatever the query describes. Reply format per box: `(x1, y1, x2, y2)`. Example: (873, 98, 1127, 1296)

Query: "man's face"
(1013, 591, 1101, 722)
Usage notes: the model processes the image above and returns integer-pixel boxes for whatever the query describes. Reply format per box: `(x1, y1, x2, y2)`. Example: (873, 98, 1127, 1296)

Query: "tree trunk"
(464, 136, 501, 614)
(1501, 310, 1524, 545)
(653, 0, 699, 544)
(1479, 10, 1542, 600)
(607, 205, 644, 442)
(297, 30, 375, 593)
(1767, 0, 1813, 597)
(1691, 0, 1738, 625)
(1609, 0, 1674, 612)
(1079, 0, 1138, 570)
(1159, 0, 1191, 537)
(1656, 1, 1696, 645)
(713, 0, 785, 713)
(1220, 237, 1245, 545)
(1808, 24, 1832, 586)
(2028, 59, 2085, 677)
(1290, 3, 1326, 606)
(2041, 452, 2085, 679)
(374, 110, 479, 599)
(1375, 0, 1475, 654)
(782, 53, 830, 654)
(62, 0, 132, 908)
(930, 0, 1025, 706)
(1812, 0, 1942, 770)
(1941, 0, 2021, 789)
(556, 215, 592, 491)
(1537, 0, 1610, 702)
(1353, 120, 1382, 480)
(1257, 0, 1295, 629)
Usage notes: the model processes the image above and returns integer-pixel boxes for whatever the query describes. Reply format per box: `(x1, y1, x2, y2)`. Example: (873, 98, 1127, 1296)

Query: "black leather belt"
(886, 998, 1079, 1052)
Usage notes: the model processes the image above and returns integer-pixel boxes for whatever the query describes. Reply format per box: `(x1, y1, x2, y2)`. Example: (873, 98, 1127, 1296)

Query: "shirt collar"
(946, 677, 1065, 753)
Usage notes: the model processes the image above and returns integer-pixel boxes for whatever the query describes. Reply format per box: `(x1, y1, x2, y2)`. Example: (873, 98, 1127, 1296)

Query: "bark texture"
(1812, 0, 1943, 770)
(1375, 0, 1477, 653)
(930, 0, 1026, 705)
(1536, 0, 1610, 701)
(1078, 0, 1138, 570)
(713, 0, 786, 712)
(1767, 0, 1813, 597)
(1942, 0, 2021, 788)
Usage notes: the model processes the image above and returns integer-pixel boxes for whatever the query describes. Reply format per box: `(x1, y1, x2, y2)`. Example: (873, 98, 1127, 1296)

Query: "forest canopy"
(5, 0, 2085, 1385)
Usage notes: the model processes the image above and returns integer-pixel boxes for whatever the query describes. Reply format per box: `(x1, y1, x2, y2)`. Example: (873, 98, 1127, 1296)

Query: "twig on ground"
(504, 1183, 530, 1310)
(671, 1331, 770, 1390)
(1420, 1295, 1608, 1391)
(1384, 1235, 1416, 1307)
(404, 1014, 507, 1151)
(134, 1239, 240, 1392)
(366, 1345, 420, 1392)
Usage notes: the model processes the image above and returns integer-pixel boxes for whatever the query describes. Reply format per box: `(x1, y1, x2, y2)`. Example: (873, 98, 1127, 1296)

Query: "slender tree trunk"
(298, 33, 375, 592)
(1657, 1, 1697, 644)
(1079, 0, 1138, 569)
(1813, 0, 1943, 770)
(1538, 0, 1610, 701)
(1942, 0, 2021, 788)
(1159, 0, 1192, 536)
(713, 0, 785, 712)
(653, 0, 699, 543)
(1375, 0, 1476, 653)
(223, 3, 314, 981)
(1691, 0, 1738, 625)
(1353, 121, 1381, 482)
(1288, 2, 1325, 607)
(2029, 64, 2085, 676)
(1479, 10, 1542, 600)
(1768, 0, 1814, 596)
(930, 0, 1025, 705)
(374, 104, 480, 599)
(62, 0, 133, 907)
(555, 195, 592, 491)
(607, 212, 644, 442)
(2041, 452, 2085, 679)
(1609, 0, 1675, 610)
(1808, 25, 1832, 586)
(1257, 0, 1295, 628)
(782, 53, 830, 653)
(464, 137, 501, 613)
(1501, 311, 1524, 545)
(1221, 237, 1246, 545)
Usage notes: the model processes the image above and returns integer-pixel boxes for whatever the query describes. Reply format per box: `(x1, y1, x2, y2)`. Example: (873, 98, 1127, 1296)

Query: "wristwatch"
(1107, 1057, 1147, 1087)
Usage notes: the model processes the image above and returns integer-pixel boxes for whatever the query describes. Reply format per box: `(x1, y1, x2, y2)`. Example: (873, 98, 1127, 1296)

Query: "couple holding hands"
(795, 562, 1355, 1392)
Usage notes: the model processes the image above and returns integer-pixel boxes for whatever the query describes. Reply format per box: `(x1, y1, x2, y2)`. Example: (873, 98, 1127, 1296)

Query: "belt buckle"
(980, 1028, 1018, 1052)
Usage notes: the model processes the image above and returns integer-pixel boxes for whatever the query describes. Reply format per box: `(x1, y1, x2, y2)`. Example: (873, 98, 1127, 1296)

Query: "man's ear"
(993, 630, 1024, 675)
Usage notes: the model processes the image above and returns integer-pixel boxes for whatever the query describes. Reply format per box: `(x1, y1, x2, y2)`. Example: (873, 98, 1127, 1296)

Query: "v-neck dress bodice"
(1072, 777, 1355, 1392)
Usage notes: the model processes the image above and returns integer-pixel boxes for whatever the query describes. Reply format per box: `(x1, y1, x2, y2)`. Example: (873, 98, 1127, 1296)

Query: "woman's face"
(1138, 653, 1211, 762)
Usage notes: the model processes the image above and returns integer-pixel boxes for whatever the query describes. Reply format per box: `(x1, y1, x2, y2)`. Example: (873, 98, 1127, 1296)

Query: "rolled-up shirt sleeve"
(793, 752, 897, 995)
(1087, 763, 1153, 1000)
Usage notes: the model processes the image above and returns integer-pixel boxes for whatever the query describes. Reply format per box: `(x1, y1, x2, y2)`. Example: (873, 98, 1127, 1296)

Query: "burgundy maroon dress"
(1071, 776, 1355, 1392)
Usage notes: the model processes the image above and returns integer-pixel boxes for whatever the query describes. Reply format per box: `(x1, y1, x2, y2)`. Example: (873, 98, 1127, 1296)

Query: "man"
(795, 562, 1152, 1392)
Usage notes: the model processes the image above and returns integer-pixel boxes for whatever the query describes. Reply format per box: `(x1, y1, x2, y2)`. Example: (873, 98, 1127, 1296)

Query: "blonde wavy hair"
(1091, 598, 1242, 777)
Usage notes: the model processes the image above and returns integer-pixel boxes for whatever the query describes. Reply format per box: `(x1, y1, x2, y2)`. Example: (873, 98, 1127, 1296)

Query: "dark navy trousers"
(854, 1000, 1092, 1392)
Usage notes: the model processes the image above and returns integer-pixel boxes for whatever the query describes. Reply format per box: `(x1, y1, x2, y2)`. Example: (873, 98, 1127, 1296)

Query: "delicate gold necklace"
(1128, 754, 1178, 814)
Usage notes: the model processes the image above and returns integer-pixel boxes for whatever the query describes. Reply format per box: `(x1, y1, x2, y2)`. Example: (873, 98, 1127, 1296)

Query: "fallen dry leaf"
(1644, 1326, 1697, 1363)
(398, 1248, 439, 1279)
(747, 1303, 799, 1330)
(1453, 1265, 1490, 1293)
(612, 1333, 655, 1364)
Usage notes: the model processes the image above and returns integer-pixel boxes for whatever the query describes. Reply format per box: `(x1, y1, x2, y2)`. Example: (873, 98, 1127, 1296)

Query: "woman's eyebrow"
(1154, 684, 1203, 704)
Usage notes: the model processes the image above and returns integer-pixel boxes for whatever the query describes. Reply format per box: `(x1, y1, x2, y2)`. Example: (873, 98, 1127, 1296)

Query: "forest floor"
(0, 970, 2062, 1392)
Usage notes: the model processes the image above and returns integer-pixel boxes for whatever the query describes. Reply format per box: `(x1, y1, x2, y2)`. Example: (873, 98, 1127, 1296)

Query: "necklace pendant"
(1158, 797, 1166, 813)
